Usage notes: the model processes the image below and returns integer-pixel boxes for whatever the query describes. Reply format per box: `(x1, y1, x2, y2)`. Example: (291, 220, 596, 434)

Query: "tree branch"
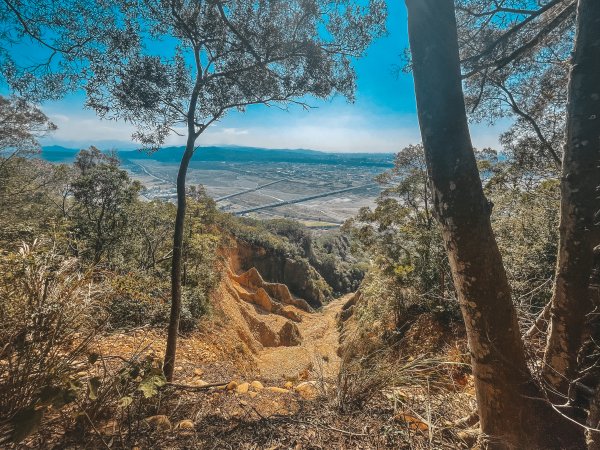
(497, 82, 562, 167)
(212, 0, 262, 62)
(492, 2, 576, 72)
(461, 0, 568, 66)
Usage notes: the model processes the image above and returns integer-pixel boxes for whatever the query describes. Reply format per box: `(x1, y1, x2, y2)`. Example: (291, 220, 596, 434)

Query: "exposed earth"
(55, 234, 476, 450)
(255, 294, 347, 380)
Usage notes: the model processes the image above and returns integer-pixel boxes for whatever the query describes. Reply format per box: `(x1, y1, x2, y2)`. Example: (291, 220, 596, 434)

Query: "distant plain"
(41, 146, 394, 226)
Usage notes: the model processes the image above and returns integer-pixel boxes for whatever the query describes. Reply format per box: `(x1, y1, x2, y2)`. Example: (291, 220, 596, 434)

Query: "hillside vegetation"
(1, 0, 600, 449)
(1, 139, 585, 449)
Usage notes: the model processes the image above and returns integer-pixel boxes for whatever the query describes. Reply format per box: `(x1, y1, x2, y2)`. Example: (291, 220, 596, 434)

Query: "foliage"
(0, 157, 71, 248)
(108, 273, 169, 329)
(335, 349, 454, 414)
(219, 213, 365, 298)
(0, 1, 118, 99)
(183, 186, 222, 295)
(457, 0, 575, 173)
(69, 147, 141, 264)
(0, 146, 221, 332)
(1, 0, 388, 380)
(309, 231, 367, 294)
(485, 159, 561, 310)
(0, 240, 107, 444)
(346, 145, 452, 310)
(260, 219, 367, 294)
(125, 199, 176, 272)
(0, 96, 67, 247)
(0, 239, 183, 445)
(0, 95, 56, 156)
(217, 214, 296, 256)
(348, 143, 562, 341)
(77, 0, 386, 149)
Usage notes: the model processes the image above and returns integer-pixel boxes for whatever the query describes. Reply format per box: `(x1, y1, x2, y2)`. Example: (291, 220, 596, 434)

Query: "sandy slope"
(96, 264, 350, 386)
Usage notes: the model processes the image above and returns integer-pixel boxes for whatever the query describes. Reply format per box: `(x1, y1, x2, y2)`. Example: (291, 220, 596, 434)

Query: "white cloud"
(197, 124, 421, 153)
(43, 110, 138, 148)
(222, 127, 249, 136)
(40, 105, 510, 153)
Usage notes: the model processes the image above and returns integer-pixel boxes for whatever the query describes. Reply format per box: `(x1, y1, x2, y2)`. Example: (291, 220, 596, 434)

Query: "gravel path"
(255, 294, 351, 381)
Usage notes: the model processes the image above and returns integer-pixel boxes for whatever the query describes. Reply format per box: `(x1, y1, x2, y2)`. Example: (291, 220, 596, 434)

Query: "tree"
(348, 144, 450, 305)
(543, 0, 600, 397)
(70, 147, 141, 264)
(79, 0, 385, 380)
(404, 0, 583, 447)
(0, 1, 119, 100)
(1, 0, 385, 380)
(456, 0, 600, 399)
(0, 95, 57, 194)
(0, 96, 67, 244)
(0, 95, 56, 157)
(128, 200, 176, 272)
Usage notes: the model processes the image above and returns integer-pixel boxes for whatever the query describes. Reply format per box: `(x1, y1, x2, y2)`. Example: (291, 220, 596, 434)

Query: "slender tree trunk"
(405, 1, 583, 448)
(543, 0, 600, 396)
(163, 138, 195, 382)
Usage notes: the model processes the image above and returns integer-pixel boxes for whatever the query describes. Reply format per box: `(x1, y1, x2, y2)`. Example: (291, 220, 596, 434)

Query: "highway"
(233, 184, 377, 215)
(215, 179, 287, 201)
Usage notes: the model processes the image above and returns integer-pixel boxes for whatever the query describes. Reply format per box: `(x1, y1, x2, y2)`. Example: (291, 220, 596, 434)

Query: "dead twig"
(166, 381, 229, 391)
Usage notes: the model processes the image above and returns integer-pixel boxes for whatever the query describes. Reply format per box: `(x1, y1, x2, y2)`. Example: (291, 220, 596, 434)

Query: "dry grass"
(0, 240, 108, 445)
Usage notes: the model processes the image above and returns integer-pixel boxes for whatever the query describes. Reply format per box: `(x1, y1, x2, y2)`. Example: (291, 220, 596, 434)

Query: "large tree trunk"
(543, 0, 600, 397)
(163, 139, 195, 382)
(405, 1, 584, 448)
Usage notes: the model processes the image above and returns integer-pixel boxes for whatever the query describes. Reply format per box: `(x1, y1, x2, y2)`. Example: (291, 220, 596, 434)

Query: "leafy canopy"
(85, 0, 387, 148)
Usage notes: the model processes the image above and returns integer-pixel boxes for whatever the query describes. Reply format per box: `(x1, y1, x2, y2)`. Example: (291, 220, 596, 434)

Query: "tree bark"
(543, 0, 600, 396)
(405, 1, 584, 448)
(163, 138, 195, 382)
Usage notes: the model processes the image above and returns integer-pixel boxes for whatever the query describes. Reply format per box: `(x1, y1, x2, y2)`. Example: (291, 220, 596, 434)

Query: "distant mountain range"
(40, 145, 395, 168)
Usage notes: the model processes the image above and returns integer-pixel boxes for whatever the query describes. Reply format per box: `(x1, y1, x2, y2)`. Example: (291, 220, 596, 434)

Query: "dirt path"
(255, 293, 351, 381)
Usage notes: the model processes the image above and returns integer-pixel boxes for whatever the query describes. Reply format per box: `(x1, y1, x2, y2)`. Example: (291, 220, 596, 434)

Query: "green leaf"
(88, 377, 101, 401)
(118, 396, 133, 408)
(11, 406, 44, 443)
(137, 374, 167, 398)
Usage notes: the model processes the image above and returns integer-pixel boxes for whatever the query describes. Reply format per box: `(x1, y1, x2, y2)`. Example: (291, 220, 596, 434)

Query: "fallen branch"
(452, 411, 479, 428)
(524, 301, 552, 339)
(166, 381, 229, 391)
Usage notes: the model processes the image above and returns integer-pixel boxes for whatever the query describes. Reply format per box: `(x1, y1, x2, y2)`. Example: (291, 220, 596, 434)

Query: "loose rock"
(175, 420, 195, 430)
(268, 387, 291, 394)
(145, 415, 172, 431)
(236, 382, 250, 394)
(294, 381, 319, 400)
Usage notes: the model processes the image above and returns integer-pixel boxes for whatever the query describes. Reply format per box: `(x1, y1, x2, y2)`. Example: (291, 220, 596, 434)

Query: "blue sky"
(34, 2, 506, 153)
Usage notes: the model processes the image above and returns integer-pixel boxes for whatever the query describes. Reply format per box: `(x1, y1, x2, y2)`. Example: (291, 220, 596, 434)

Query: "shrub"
(108, 273, 168, 329)
(0, 240, 107, 444)
(183, 287, 211, 322)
